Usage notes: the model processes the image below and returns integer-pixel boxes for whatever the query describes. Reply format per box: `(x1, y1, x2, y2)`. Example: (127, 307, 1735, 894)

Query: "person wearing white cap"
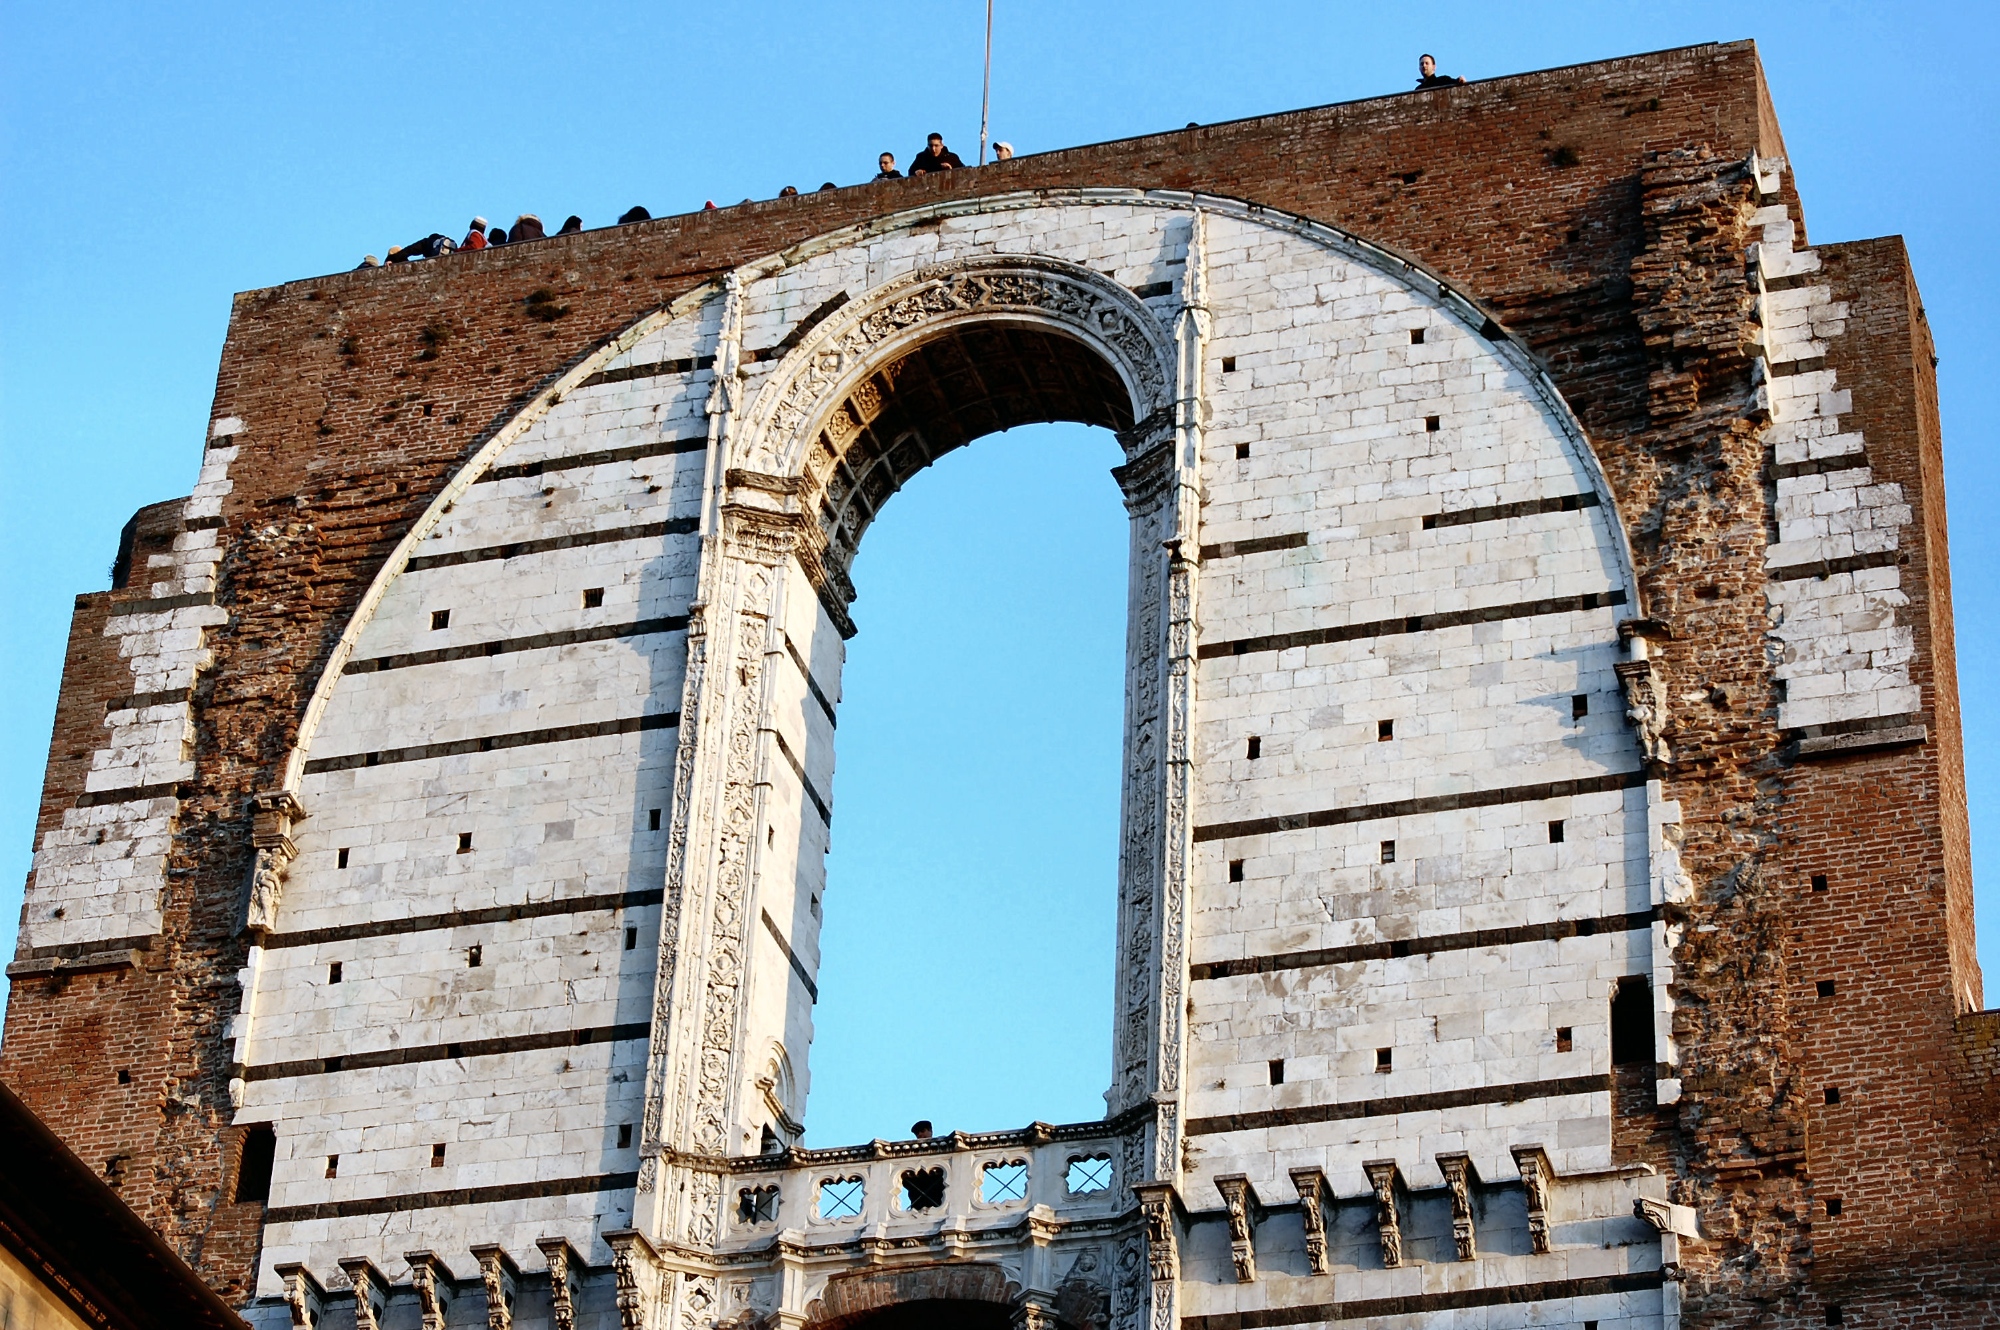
(461, 217, 490, 251)
(993, 141, 1014, 161)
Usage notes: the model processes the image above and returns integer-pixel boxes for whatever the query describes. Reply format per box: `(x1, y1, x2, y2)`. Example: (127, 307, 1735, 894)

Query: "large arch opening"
(798, 323, 1137, 1145)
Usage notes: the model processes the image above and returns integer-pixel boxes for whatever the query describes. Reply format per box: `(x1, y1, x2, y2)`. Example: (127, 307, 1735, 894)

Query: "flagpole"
(978, 0, 993, 165)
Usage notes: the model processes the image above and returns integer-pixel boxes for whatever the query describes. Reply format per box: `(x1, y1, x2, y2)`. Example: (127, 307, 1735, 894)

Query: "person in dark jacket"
(619, 205, 651, 224)
(489, 226, 508, 245)
(874, 152, 902, 180)
(557, 215, 583, 235)
(1415, 54, 1466, 89)
(510, 214, 546, 242)
(908, 133, 964, 174)
(387, 233, 455, 262)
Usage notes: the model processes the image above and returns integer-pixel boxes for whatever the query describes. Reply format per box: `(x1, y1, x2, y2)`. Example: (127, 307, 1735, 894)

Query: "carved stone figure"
(1616, 657, 1672, 766)
(1214, 1175, 1258, 1283)
(1364, 1161, 1403, 1270)
(471, 1245, 518, 1330)
(338, 1257, 386, 1330)
(1135, 1184, 1178, 1284)
(1290, 1167, 1331, 1275)
(1438, 1153, 1478, 1261)
(535, 1238, 580, 1330)
(1511, 1146, 1554, 1255)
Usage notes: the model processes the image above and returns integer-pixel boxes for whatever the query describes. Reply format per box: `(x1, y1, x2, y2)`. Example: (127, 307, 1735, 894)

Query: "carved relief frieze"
(607, 1229, 663, 1330)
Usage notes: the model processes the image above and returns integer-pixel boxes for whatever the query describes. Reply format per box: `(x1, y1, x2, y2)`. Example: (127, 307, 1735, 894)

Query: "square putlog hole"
(582, 587, 605, 609)
(430, 609, 451, 631)
(1425, 415, 1441, 432)
(1409, 328, 1425, 345)
(1268, 1058, 1285, 1085)
(1228, 859, 1245, 883)
(457, 832, 473, 853)
(1375, 1048, 1393, 1072)
(1235, 442, 1250, 459)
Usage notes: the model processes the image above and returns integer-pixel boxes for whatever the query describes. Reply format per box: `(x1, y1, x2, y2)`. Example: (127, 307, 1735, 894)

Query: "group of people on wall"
(354, 131, 1012, 270)
(354, 51, 1466, 272)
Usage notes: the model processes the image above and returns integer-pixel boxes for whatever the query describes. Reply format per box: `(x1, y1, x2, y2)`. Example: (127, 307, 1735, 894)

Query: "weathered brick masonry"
(5, 38, 1994, 1325)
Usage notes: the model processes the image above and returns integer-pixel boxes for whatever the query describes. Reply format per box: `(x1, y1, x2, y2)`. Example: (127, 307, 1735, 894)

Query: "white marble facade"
(64, 192, 1697, 1328)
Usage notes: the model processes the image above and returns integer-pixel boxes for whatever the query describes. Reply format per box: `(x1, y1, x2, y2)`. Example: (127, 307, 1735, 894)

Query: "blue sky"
(2, 2, 1995, 1146)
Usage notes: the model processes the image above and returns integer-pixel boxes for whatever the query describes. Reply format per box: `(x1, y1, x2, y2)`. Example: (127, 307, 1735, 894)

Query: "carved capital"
(1510, 1145, 1554, 1255)
(1133, 1183, 1180, 1285)
(274, 1263, 324, 1329)
(1213, 1175, 1260, 1283)
(1436, 1153, 1479, 1261)
(605, 1228, 663, 1330)
(1363, 1160, 1404, 1270)
(535, 1237, 583, 1330)
(1288, 1167, 1331, 1275)
(471, 1244, 521, 1330)
(405, 1251, 457, 1330)
(338, 1256, 388, 1330)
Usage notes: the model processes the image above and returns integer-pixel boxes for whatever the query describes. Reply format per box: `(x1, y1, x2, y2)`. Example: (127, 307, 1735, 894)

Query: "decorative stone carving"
(606, 1228, 662, 1330)
(1635, 1196, 1702, 1240)
(338, 1256, 387, 1330)
(471, 1245, 520, 1330)
(748, 256, 1174, 480)
(1510, 1145, 1554, 1254)
(1437, 1153, 1479, 1261)
(1214, 1174, 1259, 1282)
(1134, 1183, 1179, 1283)
(405, 1251, 455, 1330)
(1363, 1160, 1404, 1270)
(1615, 658, 1672, 767)
(243, 789, 305, 935)
(1289, 1166, 1331, 1275)
(274, 1263, 323, 1329)
(535, 1237, 582, 1330)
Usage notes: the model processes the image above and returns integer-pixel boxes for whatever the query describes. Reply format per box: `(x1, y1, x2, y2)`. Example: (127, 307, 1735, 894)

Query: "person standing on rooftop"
(461, 218, 489, 251)
(874, 152, 902, 180)
(1415, 53, 1466, 89)
(992, 141, 1013, 161)
(908, 133, 964, 175)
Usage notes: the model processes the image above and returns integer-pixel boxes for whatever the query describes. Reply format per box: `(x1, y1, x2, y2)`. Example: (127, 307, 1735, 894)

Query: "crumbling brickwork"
(5, 39, 1993, 1327)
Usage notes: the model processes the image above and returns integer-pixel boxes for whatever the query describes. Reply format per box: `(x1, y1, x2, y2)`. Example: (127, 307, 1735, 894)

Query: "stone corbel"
(470, 1245, 521, 1330)
(1616, 618, 1673, 769)
(1510, 1145, 1554, 1255)
(1213, 1175, 1261, 1283)
(273, 1262, 325, 1328)
(405, 1251, 457, 1330)
(244, 789, 306, 935)
(1436, 1153, 1479, 1261)
(535, 1237, 583, 1330)
(1288, 1166, 1331, 1276)
(1133, 1183, 1180, 1284)
(1363, 1160, 1405, 1270)
(605, 1228, 663, 1330)
(1635, 1196, 1703, 1271)
(338, 1256, 388, 1330)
